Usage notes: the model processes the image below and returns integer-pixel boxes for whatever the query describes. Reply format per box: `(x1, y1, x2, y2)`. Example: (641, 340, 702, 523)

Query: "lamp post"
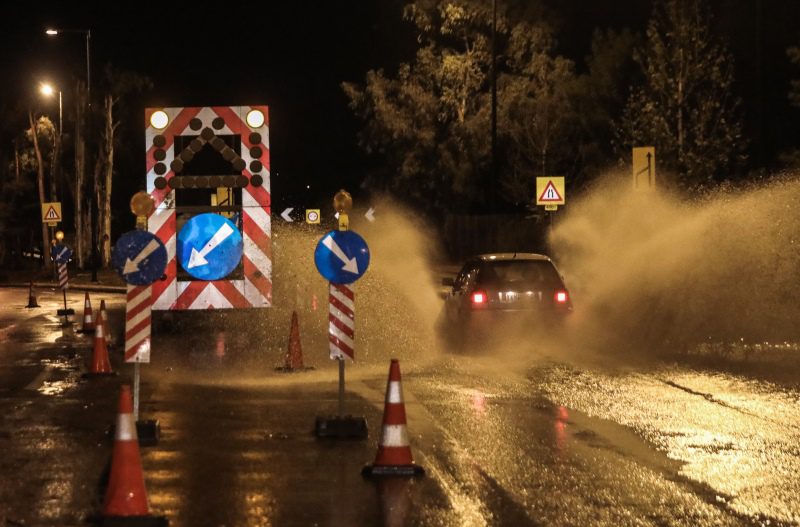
(39, 82, 62, 227)
(39, 83, 62, 137)
(46, 27, 96, 281)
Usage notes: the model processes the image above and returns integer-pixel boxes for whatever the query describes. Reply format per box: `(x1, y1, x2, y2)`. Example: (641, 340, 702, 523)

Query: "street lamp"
(39, 83, 62, 136)
(46, 27, 96, 282)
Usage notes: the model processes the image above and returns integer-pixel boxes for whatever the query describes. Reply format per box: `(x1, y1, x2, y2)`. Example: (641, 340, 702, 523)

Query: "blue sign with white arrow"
(177, 213, 243, 281)
(51, 244, 73, 265)
(314, 230, 370, 284)
(112, 230, 168, 285)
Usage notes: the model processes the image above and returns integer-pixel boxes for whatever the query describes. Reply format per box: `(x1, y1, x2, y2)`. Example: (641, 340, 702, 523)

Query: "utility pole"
(490, 0, 497, 212)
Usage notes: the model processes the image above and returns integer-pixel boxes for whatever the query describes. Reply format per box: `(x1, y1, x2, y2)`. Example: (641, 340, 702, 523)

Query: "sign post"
(313, 190, 370, 439)
(536, 177, 566, 235)
(53, 244, 73, 327)
(112, 193, 166, 445)
(633, 147, 656, 190)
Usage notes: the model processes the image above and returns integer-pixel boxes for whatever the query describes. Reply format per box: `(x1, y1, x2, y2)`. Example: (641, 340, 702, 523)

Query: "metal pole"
(338, 357, 345, 417)
(86, 30, 97, 283)
(62, 287, 68, 326)
(133, 361, 141, 421)
(490, 0, 497, 210)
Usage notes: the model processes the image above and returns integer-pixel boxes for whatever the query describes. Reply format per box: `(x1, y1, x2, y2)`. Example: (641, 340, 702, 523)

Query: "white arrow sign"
(365, 207, 376, 222)
(124, 239, 162, 274)
(187, 223, 234, 269)
(281, 207, 294, 222)
(322, 234, 359, 274)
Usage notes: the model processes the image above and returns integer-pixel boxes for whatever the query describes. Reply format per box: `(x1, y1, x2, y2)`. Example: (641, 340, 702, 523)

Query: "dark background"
(2, 0, 798, 230)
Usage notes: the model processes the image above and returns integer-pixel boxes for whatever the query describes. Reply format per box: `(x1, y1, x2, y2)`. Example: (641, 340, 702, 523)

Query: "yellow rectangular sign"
(536, 177, 565, 206)
(42, 202, 62, 224)
(633, 147, 656, 190)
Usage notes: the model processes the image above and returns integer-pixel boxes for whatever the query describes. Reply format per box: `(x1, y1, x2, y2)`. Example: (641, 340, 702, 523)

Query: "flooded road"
(1, 286, 799, 526)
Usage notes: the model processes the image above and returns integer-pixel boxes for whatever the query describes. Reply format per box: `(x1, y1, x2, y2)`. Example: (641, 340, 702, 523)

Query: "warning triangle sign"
(538, 181, 563, 202)
(44, 206, 60, 220)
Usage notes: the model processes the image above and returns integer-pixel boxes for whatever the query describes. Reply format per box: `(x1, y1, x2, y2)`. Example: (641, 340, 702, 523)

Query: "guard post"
(111, 191, 168, 446)
(314, 190, 370, 439)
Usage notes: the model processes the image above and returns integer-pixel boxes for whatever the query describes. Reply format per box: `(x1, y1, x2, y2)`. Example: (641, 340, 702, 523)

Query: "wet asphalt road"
(1, 286, 799, 526)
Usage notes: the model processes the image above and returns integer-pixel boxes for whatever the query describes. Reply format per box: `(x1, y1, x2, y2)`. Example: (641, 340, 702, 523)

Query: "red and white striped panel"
(125, 285, 151, 363)
(329, 283, 355, 360)
(145, 105, 272, 310)
(57, 263, 68, 290)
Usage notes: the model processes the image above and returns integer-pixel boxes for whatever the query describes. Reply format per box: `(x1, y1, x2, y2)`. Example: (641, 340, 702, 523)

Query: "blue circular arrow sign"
(177, 213, 243, 281)
(314, 230, 370, 284)
(51, 244, 73, 265)
(112, 230, 168, 285)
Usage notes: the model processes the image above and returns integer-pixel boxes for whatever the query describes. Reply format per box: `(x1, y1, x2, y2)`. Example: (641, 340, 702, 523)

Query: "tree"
(95, 65, 152, 266)
(570, 28, 638, 185)
(343, 1, 577, 213)
(498, 21, 578, 206)
(27, 113, 57, 272)
(779, 44, 800, 167)
(614, 0, 746, 191)
(343, 2, 491, 214)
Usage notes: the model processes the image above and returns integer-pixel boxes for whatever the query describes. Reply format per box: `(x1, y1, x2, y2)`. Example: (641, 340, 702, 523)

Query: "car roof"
(473, 253, 552, 262)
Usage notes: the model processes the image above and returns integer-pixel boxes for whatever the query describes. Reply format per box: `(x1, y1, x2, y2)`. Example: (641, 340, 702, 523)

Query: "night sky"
(2, 0, 799, 223)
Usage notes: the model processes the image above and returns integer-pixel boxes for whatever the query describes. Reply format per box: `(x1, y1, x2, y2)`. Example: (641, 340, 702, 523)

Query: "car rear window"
(477, 260, 563, 287)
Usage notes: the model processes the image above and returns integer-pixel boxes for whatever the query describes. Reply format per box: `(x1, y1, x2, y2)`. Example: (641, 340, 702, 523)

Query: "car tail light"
(554, 290, 569, 304)
(471, 290, 487, 305)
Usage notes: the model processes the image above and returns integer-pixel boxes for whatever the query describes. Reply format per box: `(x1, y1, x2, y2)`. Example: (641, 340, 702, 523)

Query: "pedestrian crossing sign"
(41, 202, 62, 224)
(536, 178, 565, 206)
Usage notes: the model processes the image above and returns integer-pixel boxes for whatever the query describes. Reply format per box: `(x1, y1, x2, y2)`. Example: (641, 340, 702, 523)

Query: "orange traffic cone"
(99, 299, 111, 348)
(362, 359, 425, 477)
(102, 385, 166, 525)
(88, 310, 114, 376)
(79, 292, 95, 333)
(25, 281, 39, 308)
(276, 311, 312, 372)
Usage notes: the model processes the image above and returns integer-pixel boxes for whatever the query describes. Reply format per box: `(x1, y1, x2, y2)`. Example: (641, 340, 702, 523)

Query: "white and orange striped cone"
(79, 291, 95, 333)
(362, 359, 425, 477)
(99, 299, 111, 349)
(101, 385, 166, 526)
(276, 311, 313, 372)
(25, 281, 39, 308)
(87, 310, 114, 376)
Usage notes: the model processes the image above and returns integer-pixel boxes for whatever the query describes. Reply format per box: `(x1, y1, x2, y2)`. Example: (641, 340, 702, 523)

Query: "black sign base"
(314, 415, 368, 439)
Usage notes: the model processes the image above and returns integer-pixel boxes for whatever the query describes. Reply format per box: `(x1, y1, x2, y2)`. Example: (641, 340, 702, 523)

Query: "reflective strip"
(243, 276, 270, 307)
(387, 381, 403, 404)
(380, 424, 410, 447)
(126, 305, 150, 331)
(330, 286, 355, 310)
(116, 414, 138, 441)
(197, 107, 233, 134)
(329, 305, 355, 330)
(244, 233, 272, 279)
(243, 203, 271, 233)
(328, 323, 354, 349)
(126, 327, 150, 354)
(188, 284, 234, 310)
(95, 322, 104, 338)
(127, 285, 151, 314)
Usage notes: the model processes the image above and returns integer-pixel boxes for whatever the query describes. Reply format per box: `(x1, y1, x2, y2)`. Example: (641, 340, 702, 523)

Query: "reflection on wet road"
(2, 287, 800, 526)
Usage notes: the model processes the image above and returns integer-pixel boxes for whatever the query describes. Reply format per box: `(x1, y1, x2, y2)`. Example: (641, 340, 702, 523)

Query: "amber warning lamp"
(334, 189, 353, 231)
(130, 191, 155, 230)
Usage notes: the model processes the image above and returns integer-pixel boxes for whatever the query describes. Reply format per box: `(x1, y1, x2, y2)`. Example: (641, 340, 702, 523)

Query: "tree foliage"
(788, 45, 800, 109)
(343, 1, 580, 213)
(614, 0, 746, 191)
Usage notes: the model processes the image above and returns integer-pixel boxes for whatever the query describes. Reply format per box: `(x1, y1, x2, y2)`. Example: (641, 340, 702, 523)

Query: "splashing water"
(549, 172, 800, 357)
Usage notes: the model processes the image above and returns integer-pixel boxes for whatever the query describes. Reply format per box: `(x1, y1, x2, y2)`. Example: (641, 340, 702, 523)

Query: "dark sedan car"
(438, 253, 573, 346)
